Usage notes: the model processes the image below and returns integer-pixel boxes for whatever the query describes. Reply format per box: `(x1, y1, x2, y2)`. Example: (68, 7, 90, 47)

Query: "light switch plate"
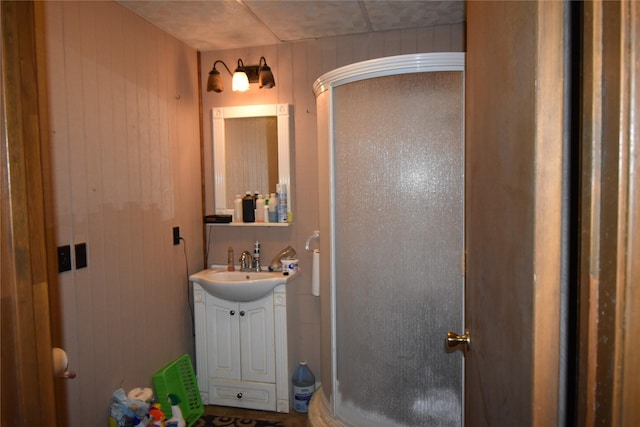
(57, 245, 71, 272)
(75, 243, 87, 269)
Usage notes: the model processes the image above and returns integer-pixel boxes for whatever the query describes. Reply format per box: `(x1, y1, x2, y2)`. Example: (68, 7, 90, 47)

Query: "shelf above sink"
(206, 222, 289, 227)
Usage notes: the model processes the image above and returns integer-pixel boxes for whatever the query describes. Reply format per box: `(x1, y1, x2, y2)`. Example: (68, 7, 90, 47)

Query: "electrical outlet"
(173, 226, 180, 245)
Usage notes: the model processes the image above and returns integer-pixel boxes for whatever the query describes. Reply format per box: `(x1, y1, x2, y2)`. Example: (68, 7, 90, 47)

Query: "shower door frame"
(313, 52, 466, 425)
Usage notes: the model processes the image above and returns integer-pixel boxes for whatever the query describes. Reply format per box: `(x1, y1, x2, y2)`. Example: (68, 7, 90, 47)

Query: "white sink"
(189, 268, 294, 302)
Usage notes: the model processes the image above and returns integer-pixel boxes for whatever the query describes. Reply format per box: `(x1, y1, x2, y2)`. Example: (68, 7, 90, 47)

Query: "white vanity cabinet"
(193, 282, 289, 412)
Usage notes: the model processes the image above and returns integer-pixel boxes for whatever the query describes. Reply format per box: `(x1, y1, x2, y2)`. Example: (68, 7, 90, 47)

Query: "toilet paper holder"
(305, 230, 320, 251)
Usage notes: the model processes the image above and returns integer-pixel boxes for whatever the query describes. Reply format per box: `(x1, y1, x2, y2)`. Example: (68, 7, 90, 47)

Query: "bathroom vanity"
(195, 102, 295, 412)
(191, 270, 291, 412)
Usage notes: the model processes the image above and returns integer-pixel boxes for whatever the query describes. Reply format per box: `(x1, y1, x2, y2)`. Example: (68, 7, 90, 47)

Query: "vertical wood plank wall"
(36, 2, 202, 425)
(199, 23, 465, 387)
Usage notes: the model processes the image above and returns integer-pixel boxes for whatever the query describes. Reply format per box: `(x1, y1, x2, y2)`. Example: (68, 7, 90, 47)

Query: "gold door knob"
(52, 347, 77, 379)
(445, 331, 470, 355)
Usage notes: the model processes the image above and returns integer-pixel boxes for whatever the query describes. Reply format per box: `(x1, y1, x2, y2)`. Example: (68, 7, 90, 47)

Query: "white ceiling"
(116, 0, 466, 52)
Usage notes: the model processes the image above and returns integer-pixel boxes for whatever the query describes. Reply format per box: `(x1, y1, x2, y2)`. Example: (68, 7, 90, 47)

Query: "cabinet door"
(240, 295, 276, 383)
(207, 296, 241, 380)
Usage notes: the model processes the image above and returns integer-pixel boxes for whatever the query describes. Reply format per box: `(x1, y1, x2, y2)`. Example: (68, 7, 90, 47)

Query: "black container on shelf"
(242, 192, 255, 222)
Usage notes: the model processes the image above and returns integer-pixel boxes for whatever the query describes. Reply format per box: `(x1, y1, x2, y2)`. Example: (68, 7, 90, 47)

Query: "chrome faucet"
(252, 241, 261, 271)
(252, 256, 261, 272)
(239, 251, 253, 271)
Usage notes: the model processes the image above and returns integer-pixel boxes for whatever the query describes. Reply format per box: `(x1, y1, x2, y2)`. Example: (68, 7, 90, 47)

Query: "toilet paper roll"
(128, 387, 153, 403)
(311, 249, 320, 297)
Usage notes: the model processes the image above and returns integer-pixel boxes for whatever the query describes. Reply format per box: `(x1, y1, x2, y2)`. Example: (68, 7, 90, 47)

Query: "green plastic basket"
(152, 354, 203, 426)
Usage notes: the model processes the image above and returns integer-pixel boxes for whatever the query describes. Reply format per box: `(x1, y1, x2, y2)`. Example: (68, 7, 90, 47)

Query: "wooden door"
(464, 1, 565, 425)
(577, 1, 640, 425)
(1, 1, 58, 425)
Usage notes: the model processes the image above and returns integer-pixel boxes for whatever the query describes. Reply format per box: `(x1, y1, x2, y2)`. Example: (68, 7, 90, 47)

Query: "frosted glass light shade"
(259, 67, 275, 88)
(207, 69, 223, 92)
(232, 71, 249, 92)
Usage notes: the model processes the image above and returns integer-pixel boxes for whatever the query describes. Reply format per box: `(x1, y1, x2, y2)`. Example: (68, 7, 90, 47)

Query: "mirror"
(212, 104, 292, 222)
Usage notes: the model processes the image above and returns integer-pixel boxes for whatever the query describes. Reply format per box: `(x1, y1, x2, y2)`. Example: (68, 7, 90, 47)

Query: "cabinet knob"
(236, 392, 243, 399)
(229, 310, 235, 316)
(240, 311, 245, 316)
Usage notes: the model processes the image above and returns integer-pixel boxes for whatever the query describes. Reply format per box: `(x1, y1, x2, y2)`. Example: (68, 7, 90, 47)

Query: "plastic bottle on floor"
(292, 361, 315, 413)
(166, 393, 186, 427)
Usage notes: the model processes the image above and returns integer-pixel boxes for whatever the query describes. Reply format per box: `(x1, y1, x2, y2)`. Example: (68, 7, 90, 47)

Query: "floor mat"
(195, 414, 285, 427)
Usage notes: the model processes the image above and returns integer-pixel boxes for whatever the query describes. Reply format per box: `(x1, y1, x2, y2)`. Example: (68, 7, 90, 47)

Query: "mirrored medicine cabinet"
(212, 104, 293, 226)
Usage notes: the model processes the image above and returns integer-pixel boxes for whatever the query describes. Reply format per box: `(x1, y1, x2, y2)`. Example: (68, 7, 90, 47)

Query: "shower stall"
(311, 53, 465, 426)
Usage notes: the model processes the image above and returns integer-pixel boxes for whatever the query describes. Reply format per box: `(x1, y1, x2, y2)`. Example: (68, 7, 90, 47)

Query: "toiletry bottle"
(242, 191, 255, 222)
(253, 241, 261, 271)
(264, 196, 270, 223)
(269, 192, 277, 222)
(227, 247, 235, 271)
(277, 183, 287, 223)
(233, 195, 242, 222)
(256, 194, 265, 222)
(166, 394, 186, 427)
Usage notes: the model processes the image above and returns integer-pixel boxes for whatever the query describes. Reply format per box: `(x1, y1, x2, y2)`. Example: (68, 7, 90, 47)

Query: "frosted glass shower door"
(332, 71, 464, 426)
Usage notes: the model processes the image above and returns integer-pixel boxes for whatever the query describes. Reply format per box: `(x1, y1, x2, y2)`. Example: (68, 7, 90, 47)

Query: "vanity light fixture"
(207, 56, 276, 93)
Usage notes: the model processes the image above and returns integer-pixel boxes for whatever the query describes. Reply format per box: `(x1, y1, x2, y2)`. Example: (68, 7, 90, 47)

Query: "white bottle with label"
(263, 197, 270, 223)
(268, 193, 277, 223)
(233, 195, 242, 222)
(255, 195, 265, 222)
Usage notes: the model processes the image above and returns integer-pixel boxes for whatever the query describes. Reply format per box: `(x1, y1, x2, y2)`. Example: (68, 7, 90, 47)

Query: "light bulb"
(232, 71, 249, 92)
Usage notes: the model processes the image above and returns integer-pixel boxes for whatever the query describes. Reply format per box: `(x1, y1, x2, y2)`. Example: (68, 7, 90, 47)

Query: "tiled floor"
(202, 405, 310, 427)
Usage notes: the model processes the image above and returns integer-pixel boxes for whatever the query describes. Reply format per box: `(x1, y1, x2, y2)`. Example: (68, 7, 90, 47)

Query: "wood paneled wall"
(35, 2, 202, 425)
(199, 23, 465, 387)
